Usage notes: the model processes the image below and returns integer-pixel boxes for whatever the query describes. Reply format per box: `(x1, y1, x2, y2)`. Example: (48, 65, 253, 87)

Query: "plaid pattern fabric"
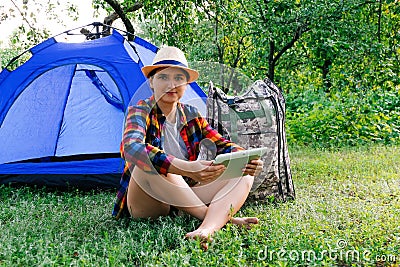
(112, 96, 242, 219)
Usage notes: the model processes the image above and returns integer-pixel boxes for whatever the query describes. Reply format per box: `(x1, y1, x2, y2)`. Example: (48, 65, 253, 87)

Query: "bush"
(286, 88, 400, 148)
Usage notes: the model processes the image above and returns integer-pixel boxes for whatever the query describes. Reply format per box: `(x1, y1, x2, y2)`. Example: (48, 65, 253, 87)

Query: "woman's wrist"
(169, 158, 191, 177)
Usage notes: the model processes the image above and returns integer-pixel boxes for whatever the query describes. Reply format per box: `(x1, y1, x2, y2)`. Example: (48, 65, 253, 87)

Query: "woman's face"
(150, 67, 188, 106)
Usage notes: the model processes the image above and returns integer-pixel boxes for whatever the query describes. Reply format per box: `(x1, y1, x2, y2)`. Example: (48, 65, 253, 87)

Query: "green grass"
(1, 145, 399, 266)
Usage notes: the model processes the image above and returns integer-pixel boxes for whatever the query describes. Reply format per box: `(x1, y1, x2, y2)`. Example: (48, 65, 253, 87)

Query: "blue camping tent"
(0, 26, 206, 188)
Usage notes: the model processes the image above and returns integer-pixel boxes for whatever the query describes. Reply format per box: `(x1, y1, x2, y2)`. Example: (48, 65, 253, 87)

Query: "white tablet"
(213, 147, 268, 180)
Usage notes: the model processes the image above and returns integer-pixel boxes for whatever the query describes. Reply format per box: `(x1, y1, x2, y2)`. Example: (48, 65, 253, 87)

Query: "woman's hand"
(169, 158, 226, 183)
(170, 158, 226, 183)
(243, 159, 263, 177)
(185, 160, 226, 183)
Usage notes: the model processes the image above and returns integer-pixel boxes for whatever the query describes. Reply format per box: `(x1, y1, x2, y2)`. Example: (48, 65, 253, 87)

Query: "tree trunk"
(377, 0, 382, 43)
(322, 59, 332, 91)
(268, 41, 275, 82)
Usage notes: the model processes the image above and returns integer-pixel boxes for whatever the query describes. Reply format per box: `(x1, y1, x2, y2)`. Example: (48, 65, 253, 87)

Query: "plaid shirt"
(112, 96, 243, 219)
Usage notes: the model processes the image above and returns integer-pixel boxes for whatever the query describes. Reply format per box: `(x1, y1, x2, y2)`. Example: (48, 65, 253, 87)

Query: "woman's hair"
(148, 67, 190, 81)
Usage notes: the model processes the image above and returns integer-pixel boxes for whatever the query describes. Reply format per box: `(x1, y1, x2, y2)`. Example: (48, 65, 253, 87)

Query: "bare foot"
(185, 228, 215, 251)
(185, 217, 259, 241)
(230, 217, 259, 229)
(185, 228, 215, 242)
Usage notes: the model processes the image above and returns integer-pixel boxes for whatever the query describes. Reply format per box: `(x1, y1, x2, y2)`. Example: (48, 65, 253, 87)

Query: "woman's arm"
(168, 158, 226, 183)
(122, 102, 175, 175)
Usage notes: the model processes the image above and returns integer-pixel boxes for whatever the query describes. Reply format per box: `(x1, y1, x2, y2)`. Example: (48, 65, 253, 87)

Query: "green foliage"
(0, 49, 21, 70)
(136, 0, 197, 48)
(272, 0, 400, 148)
(0, 45, 35, 71)
(2, 3, 56, 50)
(286, 88, 400, 148)
(1, 146, 399, 266)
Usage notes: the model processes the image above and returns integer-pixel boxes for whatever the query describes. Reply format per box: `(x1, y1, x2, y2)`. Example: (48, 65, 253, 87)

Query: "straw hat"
(141, 46, 199, 83)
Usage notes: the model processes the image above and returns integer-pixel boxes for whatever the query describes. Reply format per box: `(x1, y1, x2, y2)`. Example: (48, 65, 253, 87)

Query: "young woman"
(113, 46, 263, 241)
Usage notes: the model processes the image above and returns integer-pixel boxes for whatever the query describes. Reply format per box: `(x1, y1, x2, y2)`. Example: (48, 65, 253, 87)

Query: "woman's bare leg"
(128, 166, 208, 219)
(186, 175, 258, 240)
(127, 177, 170, 218)
(128, 166, 257, 239)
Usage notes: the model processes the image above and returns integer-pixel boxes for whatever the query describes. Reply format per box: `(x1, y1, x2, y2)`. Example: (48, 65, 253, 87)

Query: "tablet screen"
(213, 147, 268, 179)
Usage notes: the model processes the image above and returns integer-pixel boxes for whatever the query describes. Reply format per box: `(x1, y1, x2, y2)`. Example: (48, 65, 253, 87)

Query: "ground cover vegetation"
(0, 1, 399, 266)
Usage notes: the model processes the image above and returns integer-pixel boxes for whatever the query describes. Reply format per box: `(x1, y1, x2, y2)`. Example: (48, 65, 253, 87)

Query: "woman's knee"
(224, 175, 254, 194)
(127, 175, 171, 219)
(129, 202, 170, 219)
(241, 175, 254, 191)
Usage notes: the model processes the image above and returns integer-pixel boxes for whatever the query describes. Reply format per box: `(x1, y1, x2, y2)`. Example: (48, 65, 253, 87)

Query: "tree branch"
(102, 0, 142, 40)
(9, 0, 41, 41)
(273, 25, 310, 65)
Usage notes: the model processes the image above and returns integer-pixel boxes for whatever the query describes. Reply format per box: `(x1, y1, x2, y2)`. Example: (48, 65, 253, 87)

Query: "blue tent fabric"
(0, 29, 206, 188)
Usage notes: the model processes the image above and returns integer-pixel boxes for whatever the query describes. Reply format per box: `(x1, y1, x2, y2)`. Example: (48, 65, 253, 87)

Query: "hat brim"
(142, 64, 199, 83)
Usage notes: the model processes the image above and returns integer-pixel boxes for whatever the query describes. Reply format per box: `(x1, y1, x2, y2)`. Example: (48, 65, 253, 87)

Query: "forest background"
(1, 0, 399, 148)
